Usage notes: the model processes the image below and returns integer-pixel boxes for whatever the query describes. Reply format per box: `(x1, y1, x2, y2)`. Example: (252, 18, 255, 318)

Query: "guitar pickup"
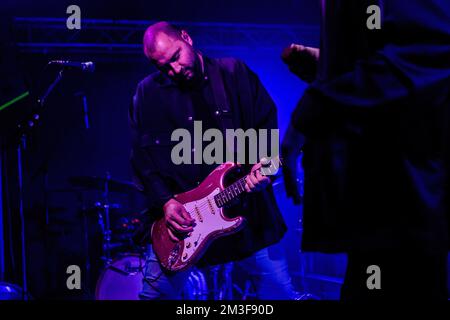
(207, 198, 215, 215)
(194, 206, 203, 222)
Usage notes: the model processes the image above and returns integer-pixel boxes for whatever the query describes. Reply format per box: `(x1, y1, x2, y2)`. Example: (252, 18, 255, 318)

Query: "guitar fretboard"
(213, 157, 280, 208)
(214, 176, 248, 208)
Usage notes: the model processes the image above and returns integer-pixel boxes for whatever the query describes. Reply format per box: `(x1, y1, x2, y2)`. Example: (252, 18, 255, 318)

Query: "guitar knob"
(182, 253, 188, 260)
(186, 242, 192, 248)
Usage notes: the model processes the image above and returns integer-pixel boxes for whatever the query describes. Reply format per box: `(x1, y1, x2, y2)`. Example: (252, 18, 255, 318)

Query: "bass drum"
(95, 254, 144, 300)
(95, 253, 208, 300)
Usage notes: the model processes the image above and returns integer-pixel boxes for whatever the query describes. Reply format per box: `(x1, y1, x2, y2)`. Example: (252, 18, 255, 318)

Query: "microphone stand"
(38, 69, 65, 108)
(15, 68, 66, 300)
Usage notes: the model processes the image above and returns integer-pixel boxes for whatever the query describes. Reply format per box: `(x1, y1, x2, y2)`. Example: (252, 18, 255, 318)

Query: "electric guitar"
(151, 157, 281, 272)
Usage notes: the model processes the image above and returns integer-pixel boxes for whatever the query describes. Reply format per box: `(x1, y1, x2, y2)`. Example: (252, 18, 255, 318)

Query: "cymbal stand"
(78, 190, 92, 297)
(100, 172, 113, 265)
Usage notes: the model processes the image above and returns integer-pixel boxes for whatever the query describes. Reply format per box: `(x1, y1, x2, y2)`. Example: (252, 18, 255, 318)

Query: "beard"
(175, 55, 204, 89)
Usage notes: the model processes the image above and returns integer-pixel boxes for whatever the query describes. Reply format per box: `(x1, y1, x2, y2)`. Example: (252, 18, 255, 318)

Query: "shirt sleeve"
(129, 85, 174, 212)
(247, 64, 279, 131)
(242, 61, 280, 169)
(230, 60, 280, 173)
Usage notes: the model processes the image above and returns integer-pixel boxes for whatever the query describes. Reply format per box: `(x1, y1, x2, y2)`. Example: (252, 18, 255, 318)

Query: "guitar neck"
(214, 176, 248, 208)
(214, 157, 280, 208)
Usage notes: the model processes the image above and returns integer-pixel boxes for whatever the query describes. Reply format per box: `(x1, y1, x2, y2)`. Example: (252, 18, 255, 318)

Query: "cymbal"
(68, 176, 137, 193)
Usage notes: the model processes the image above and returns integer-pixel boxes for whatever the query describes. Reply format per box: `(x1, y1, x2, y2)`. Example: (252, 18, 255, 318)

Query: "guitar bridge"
(168, 243, 180, 267)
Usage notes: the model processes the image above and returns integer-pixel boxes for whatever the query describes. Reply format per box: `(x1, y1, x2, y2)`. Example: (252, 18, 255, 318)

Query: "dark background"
(2, 0, 321, 24)
(0, 0, 351, 300)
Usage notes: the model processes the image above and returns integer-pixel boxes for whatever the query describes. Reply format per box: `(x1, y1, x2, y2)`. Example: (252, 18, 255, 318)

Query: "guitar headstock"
(260, 156, 282, 176)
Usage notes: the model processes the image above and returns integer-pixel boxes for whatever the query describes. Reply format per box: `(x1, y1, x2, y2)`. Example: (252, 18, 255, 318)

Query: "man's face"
(147, 31, 200, 84)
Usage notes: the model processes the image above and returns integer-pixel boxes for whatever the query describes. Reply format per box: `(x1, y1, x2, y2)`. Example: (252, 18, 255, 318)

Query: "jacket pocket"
(139, 130, 178, 174)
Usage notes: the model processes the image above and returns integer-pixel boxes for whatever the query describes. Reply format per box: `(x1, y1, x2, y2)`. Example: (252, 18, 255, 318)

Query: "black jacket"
(284, 0, 450, 252)
(129, 57, 287, 264)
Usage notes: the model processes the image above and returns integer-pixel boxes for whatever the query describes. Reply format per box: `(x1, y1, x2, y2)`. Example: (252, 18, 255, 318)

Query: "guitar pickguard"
(179, 188, 238, 263)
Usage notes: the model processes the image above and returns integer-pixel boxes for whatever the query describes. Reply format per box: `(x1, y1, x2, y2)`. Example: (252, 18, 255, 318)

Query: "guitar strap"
(207, 61, 237, 157)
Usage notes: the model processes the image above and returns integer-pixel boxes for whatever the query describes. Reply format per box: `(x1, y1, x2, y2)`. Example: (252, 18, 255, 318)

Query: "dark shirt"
(129, 57, 287, 264)
(187, 78, 222, 180)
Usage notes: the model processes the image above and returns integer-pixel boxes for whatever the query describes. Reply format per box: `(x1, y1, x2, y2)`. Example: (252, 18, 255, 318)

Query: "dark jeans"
(341, 250, 448, 300)
(139, 242, 299, 300)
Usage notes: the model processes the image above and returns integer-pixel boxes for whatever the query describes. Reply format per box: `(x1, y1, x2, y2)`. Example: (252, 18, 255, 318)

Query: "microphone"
(48, 60, 95, 72)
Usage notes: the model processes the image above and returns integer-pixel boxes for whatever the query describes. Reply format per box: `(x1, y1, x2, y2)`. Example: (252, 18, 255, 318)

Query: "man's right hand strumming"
(281, 43, 320, 83)
(163, 198, 195, 242)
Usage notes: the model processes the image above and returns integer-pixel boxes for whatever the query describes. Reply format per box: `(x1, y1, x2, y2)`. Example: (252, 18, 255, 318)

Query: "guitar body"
(151, 162, 246, 272)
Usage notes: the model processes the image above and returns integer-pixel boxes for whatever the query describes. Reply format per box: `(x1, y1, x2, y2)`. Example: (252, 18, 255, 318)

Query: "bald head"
(142, 21, 201, 84)
(143, 22, 184, 58)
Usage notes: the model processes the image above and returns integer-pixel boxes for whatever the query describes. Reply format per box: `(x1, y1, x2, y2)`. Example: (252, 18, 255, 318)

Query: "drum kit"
(57, 173, 142, 299)
(65, 173, 244, 300)
(67, 174, 141, 263)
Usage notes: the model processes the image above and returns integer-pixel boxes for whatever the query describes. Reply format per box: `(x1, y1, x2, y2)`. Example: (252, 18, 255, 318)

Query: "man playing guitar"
(129, 21, 298, 299)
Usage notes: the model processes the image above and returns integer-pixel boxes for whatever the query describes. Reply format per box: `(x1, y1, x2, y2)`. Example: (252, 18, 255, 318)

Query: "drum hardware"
(68, 175, 136, 194)
(68, 173, 138, 265)
(70, 173, 122, 265)
(107, 261, 141, 276)
(46, 173, 139, 298)
(93, 202, 121, 210)
(102, 242, 128, 251)
(95, 254, 144, 300)
(95, 254, 209, 300)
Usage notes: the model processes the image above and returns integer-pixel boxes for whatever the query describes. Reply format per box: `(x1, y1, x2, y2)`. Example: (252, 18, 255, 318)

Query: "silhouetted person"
(282, 0, 450, 300)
